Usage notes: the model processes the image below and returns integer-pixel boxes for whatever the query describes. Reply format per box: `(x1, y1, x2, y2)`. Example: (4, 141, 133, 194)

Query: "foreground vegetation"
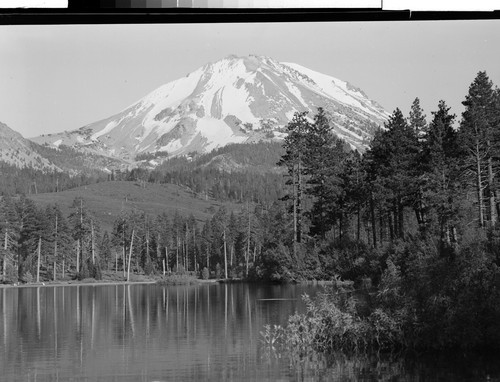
(266, 70, 500, 352)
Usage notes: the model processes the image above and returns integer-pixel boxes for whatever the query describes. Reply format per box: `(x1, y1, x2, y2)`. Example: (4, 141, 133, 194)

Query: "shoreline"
(0, 277, 336, 289)
(0, 278, 221, 289)
(0, 280, 158, 289)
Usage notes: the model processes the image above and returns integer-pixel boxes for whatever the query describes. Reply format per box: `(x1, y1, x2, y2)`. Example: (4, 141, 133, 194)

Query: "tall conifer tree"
(459, 71, 497, 227)
(277, 111, 310, 252)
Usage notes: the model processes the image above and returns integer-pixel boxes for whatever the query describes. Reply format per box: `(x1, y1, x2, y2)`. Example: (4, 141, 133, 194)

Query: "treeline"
(273, 71, 500, 350)
(276, 71, 500, 271)
(125, 141, 286, 205)
(159, 141, 284, 170)
(0, 143, 117, 195)
(0, 192, 302, 283)
(0, 195, 123, 282)
(0, 161, 108, 196)
(135, 150, 169, 161)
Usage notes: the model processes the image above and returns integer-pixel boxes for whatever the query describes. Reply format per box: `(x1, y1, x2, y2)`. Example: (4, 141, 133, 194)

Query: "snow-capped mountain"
(32, 55, 389, 160)
(0, 121, 60, 171)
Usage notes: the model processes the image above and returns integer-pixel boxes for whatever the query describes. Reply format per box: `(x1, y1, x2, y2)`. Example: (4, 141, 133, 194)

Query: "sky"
(0, 20, 499, 138)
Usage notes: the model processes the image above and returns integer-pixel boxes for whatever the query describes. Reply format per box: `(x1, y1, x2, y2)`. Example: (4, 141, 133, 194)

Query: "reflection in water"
(0, 283, 499, 381)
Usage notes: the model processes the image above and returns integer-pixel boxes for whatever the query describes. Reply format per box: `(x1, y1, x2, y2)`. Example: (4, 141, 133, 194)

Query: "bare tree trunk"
(247, 203, 251, 277)
(165, 246, 168, 273)
(398, 200, 404, 239)
(292, 163, 297, 259)
(488, 154, 497, 226)
(193, 227, 196, 273)
(80, 199, 85, 265)
(37, 237, 41, 283)
(495, 190, 500, 222)
(206, 246, 209, 270)
(245, 250, 249, 278)
(54, 214, 58, 281)
(176, 234, 179, 272)
(76, 240, 80, 275)
(122, 228, 126, 278)
(145, 227, 150, 269)
(3, 229, 7, 278)
(379, 212, 384, 244)
(185, 223, 189, 272)
(91, 220, 95, 265)
(356, 204, 361, 242)
(127, 229, 135, 282)
(369, 194, 377, 249)
(476, 140, 485, 228)
(297, 160, 302, 244)
(223, 229, 228, 279)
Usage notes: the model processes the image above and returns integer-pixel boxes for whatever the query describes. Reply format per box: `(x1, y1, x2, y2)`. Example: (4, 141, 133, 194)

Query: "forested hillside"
(139, 141, 286, 205)
(0, 161, 108, 195)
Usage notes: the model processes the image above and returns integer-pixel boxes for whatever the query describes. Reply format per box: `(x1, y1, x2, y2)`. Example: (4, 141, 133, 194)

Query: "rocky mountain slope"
(32, 54, 389, 161)
(0, 121, 122, 174)
(0, 121, 60, 171)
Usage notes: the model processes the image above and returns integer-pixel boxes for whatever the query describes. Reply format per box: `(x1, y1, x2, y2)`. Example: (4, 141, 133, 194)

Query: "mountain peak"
(32, 55, 389, 161)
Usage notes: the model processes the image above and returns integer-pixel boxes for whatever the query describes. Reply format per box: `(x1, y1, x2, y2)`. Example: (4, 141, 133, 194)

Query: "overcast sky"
(0, 20, 499, 138)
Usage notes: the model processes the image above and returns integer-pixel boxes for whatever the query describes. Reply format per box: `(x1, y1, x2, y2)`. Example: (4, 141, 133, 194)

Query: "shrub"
(156, 274, 198, 285)
(174, 264, 186, 275)
(4, 263, 18, 284)
(201, 267, 209, 280)
(144, 261, 155, 276)
(215, 263, 222, 279)
(23, 270, 34, 284)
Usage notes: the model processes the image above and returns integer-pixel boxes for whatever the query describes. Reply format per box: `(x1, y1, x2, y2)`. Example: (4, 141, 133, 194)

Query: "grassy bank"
(0, 270, 227, 288)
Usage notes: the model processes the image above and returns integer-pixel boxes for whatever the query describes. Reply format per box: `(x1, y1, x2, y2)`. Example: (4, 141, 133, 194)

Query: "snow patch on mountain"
(91, 120, 118, 140)
(197, 118, 247, 152)
(282, 62, 388, 119)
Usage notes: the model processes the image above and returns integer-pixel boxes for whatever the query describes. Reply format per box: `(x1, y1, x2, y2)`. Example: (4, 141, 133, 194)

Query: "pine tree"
(422, 100, 461, 249)
(153, 212, 171, 273)
(0, 195, 19, 282)
(42, 204, 72, 280)
(340, 150, 366, 242)
(16, 196, 43, 280)
(211, 207, 229, 279)
(364, 108, 420, 240)
(99, 231, 112, 271)
(277, 111, 310, 252)
(459, 71, 498, 228)
(409, 97, 427, 141)
(304, 108, 348, 238)
(68, 197, 103, 278)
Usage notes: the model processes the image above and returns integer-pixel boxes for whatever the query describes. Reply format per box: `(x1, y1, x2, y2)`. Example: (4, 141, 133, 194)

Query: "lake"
(0, 283, 499, 381)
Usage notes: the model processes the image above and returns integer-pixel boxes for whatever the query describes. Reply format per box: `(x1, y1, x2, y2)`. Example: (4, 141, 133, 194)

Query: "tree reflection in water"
(0, 283, 499, 381)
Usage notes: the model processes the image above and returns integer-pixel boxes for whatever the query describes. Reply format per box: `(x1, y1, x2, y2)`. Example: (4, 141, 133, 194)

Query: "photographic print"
(0, 18, 500, 381)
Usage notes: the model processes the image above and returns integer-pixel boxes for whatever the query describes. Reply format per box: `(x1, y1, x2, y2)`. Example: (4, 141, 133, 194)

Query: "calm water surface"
(0, 283, 499, 381)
